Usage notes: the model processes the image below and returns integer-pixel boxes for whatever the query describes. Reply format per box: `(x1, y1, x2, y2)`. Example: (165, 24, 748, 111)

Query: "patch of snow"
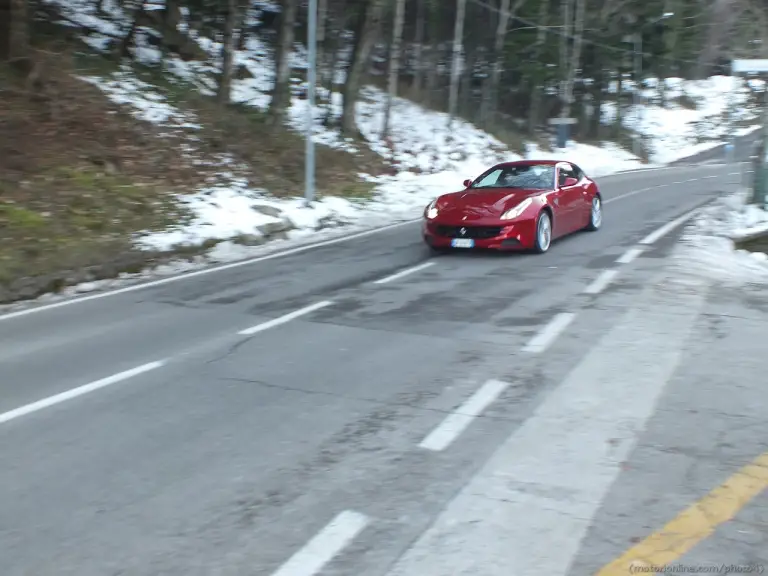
(603, 76, 762, 164)
(674, 190, 768, 283)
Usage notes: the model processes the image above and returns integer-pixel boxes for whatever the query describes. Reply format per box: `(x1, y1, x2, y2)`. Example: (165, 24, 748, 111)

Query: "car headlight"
(425, 200, 438, 219)
(500, 198, 533, 220)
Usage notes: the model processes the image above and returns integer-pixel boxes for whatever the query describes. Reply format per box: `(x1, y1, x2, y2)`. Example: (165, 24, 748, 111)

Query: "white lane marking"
(603, 187, 652, 204)
(583, 269, 618, 295)
(239, 301, 333, 336)
(384, 273, 709, 576)
(419, 379, 510, 452)
(271, 510, 369, 576)
(522, 312, 575, 354)
(639, 208, 699, 245)
(616, 247, 644, 264)
(0, 219, 422, 323)
(703, 175, 718, 179)
(0, 168, 715, 323)
(0, 361, 165, 425)
(373, 261, 435, 285)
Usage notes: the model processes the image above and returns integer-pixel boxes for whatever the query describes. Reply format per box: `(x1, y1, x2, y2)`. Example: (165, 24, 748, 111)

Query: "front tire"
(534, 211, 552, 254)
(585, 195, 602, 231)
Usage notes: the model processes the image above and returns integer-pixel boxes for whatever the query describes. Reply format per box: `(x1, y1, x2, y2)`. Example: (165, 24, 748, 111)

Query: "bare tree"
(382, 0, 407, 137)
(482, 0, 527, 126)
(411, 0, 426, 96)
(447, 0, 467, 128)
(696, 0, 742, 78)
(563, 0, 586, 118)
(268, 0, 299, 125)
(217, 0, 237, 106)
(340, 0, 387, 136)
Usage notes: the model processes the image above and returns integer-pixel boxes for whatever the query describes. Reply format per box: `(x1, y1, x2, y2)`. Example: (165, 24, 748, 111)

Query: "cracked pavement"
(1, 158, 768, 576)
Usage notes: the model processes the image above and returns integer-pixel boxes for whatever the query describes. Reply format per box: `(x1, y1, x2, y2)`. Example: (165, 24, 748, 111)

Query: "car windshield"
(470, 164, 555, 190)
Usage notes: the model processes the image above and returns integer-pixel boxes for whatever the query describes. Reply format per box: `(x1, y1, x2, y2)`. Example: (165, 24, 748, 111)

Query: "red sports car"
(422, 160, 602, 253)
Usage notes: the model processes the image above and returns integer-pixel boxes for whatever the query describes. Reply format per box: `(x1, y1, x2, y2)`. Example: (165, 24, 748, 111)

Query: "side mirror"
(463, 179, 472, 188)
(563, 177, 579, 187)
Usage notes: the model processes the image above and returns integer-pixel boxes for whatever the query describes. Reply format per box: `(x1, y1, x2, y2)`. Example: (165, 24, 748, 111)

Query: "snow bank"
(675, 190, 768, 283)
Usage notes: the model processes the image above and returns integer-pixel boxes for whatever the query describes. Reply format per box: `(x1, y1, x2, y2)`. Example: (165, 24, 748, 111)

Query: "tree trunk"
(562, 0, 585, 118)
(0, 0, 12, 61)
(695, 0, 739, 79)
(340, 0, 387, 136)
(236, 0, 249, 51)
(217, 0, 236, 106)
(116, 0, 145, 60)
(526, 0, 548, 135)
(447, 0, 466, 128)
(5, 0, 29, 60)
(484, 0, 526, 127)
(268, 0, 299, 125)
(411, 0, 426, 97)
(459, 48, 475, 118)
(316, 0, 328, 101)
(382, 0, 406, 137)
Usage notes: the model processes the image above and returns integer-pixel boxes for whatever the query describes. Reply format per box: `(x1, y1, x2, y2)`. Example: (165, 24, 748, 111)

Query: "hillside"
(0, 0, 762, 305)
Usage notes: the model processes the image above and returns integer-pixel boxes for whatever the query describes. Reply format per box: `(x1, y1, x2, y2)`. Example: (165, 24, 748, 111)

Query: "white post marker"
(304, 0, 318, 206)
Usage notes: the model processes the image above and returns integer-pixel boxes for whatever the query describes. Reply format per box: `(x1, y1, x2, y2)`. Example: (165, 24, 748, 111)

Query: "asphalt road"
(0, 157, 756, 576)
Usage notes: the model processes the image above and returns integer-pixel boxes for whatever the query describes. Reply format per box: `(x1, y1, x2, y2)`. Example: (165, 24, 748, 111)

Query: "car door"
(569, 164, 593, 228)
(554, 163, 582, 234)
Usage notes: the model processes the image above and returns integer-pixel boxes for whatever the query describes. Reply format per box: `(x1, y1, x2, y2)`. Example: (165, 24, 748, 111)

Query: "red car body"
(422, 159, 602, 253)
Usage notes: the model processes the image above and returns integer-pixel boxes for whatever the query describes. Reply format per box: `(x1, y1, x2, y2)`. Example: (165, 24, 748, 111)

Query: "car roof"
(493, 159, 565, 168)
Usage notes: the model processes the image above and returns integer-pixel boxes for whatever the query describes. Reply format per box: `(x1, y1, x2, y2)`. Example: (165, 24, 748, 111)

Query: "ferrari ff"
(422, 160, 602, 253)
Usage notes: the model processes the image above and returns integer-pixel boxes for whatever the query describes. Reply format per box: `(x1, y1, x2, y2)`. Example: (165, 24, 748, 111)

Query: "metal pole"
(633, 33, 641, 157)
(725, 63, 735, 164)
(305, 0, 318, 206)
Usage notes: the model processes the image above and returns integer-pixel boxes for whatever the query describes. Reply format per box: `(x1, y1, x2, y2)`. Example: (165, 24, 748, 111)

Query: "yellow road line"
(597, 452, 768, 575)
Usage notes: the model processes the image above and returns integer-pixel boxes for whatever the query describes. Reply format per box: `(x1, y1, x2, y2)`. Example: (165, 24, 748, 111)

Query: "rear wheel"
(534, 211, 552, 254)
(585, 196, 602, 231)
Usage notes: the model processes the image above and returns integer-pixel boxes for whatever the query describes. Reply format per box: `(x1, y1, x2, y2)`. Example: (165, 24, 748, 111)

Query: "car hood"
(437, 188, 543, 220)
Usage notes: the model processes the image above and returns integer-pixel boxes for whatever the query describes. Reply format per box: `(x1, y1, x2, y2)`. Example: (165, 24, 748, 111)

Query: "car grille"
(434, 225, 503, 239)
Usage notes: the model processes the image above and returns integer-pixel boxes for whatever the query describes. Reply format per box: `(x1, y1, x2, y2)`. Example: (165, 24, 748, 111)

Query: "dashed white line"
(373, 261, 435, 285)
(0, 361, 165, 425)
(583, 269, 619, 295)
(639, 208, 699, 245)
(270, 510, 369, 576)
(419, 379, 510, 452)
(522, 312, 576, 354)
(616, 247, 644, 264)
(238, 301, 333, 335)
(604, 187, 651, 204)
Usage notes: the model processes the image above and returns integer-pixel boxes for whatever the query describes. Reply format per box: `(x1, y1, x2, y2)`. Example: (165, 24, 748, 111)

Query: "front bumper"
(422, 219, 537, 250)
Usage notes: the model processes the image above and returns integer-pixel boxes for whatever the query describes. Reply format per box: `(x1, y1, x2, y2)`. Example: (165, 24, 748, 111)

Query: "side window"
(570, 164, 584, 181)
(558, 165, 575, 186)
(474, 168, 503, 188)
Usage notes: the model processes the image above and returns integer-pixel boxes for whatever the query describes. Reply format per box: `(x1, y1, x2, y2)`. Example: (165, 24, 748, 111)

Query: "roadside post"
(304, 0, 318, 207)
(548, 117, 577, 149)
(732, 59, 768, 208)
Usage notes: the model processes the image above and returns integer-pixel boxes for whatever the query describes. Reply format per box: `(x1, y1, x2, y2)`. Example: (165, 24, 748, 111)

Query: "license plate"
(451, 238, 475, 248)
